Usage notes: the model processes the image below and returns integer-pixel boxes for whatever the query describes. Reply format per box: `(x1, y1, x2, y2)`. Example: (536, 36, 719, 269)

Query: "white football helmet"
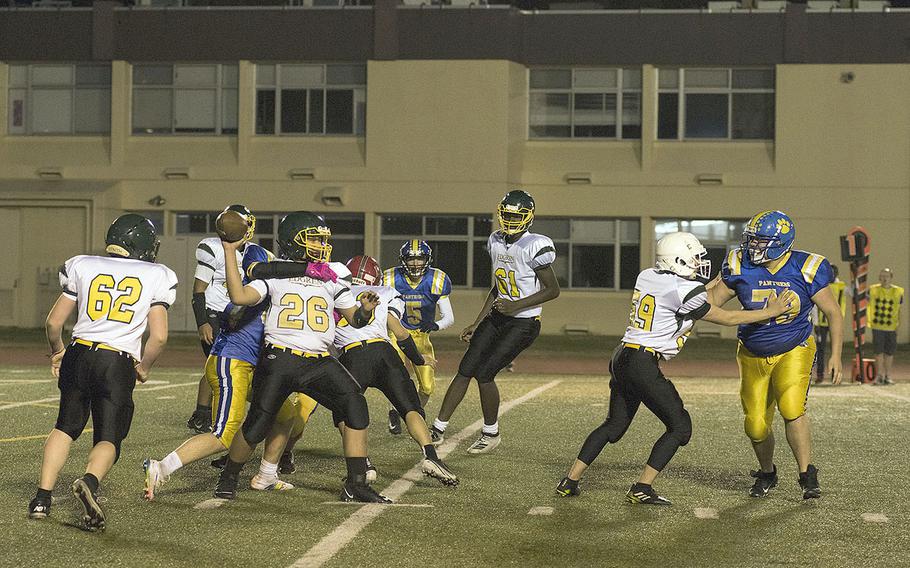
(656, 232, 711, 280)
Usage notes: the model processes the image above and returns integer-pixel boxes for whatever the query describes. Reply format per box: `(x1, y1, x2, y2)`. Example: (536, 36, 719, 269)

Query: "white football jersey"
(333, 285, 404, 349)
(60, 255, 178, 361)
(620, 268, 710, 360)
(487, 231, 557, 318)
(195, 237, 246, 312)
(247, 261, 355, 354)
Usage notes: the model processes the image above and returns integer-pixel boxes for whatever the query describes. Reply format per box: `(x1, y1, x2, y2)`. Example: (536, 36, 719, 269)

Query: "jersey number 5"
(277, 294, 330, 332)
(629, 290, 656, 331)
(87, 275, 142, 324)
(494, 268, 520, 299)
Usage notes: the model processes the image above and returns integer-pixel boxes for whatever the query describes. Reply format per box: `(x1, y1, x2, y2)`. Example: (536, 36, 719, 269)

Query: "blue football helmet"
(742, 210, 795, 265)
(399, 240, 433, 279)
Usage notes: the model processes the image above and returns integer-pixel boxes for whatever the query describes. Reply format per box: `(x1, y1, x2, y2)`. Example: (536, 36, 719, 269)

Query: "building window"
(175, 211, 363, 259)
(654, 219, 747, 279)
(7, 64, 111, 135)
(529, 68, 642, 140)
(255, 64, 366, 136)
(132, 64, 238, 135)
(657, 68, 774, 140)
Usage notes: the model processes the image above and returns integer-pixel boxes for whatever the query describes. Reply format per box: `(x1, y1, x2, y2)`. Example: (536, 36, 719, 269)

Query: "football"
(215, 209, 249, 243)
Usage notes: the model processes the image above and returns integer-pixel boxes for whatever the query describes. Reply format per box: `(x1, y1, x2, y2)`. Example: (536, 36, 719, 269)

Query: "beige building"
(0, 5, 907, 343)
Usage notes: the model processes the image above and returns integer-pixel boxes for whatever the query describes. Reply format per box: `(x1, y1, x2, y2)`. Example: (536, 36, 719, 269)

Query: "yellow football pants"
(280, 392, 320, 438)
(737, 335, 816, 443)
(392, 329, 436, 396)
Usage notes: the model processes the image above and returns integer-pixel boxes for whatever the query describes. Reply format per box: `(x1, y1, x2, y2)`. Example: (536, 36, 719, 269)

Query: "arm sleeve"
(247, 260, 313, 281)
(528, 236, 557, 270)
(245, 280, 268, 305)
(59, 257, 78, 298)
(151, 269, 179, 309)
(194, 241, 218, 283)
(435, 296, 455, 330)
(676, 283, 710, 321)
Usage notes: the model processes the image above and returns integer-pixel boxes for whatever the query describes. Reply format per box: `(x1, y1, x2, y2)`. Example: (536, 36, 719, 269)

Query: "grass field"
(1, 362, 909, 568)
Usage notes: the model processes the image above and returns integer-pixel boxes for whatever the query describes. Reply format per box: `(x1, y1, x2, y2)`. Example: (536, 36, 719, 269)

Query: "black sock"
(631, 482, 651, 490)
(36, 487, 52, 501)
(423, 445, 438, 460)
(82, 473, 100, 494)
(195, 404, 211, 415)
(346, 457, 368, 480)
(224, 458, 244, 475)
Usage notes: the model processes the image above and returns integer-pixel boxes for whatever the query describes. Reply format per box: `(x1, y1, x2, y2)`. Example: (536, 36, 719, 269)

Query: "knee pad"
(240, 408, 276, 446)
(341, 392, 370, 430)
(744, 416, 770, 443)
(675, 411, 693, 447)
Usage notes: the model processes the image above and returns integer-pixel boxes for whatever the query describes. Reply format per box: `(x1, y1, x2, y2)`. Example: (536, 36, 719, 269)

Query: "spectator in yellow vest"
(869, 268, 904, 385)
(814, 265, 848, 383)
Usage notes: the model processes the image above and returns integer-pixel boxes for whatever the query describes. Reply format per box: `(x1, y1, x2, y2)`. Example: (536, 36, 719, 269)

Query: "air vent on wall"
(289, 168, 316, 180)
(163, 167, 190, 180)
(564, 172, 592, 184)
(36, 167, 63, 180)
(695, 173, 724, 185)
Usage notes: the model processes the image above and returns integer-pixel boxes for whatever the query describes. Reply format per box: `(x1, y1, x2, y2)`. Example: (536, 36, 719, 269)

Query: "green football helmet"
(497, 189, 535, 235)
(223, 204, 256, 242)
(105, 214, 160, 262)
(277, 211, 332, 262)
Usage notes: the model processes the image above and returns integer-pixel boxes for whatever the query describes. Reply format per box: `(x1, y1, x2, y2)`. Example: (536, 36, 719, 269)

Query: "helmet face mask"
(105, 214, 160, 263)
(742, 210, 795, 265)
(277, 212, 332, 262)
(655, 232, 711, 280)
(399, 240, 433, 280)
(497, 189, 535, 236)
(224, 204, 256, 243)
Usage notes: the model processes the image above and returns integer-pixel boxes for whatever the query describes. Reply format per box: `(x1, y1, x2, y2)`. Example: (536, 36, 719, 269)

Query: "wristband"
(397, 335, 426, 366)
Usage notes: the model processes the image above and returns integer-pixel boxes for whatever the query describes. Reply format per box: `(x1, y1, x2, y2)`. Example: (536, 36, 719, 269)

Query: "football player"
(186, 204, 256, 434)
(556, 232, 794, 504)
(143, 240, 324, 499)
(213, 212, 391, 503)
(710, 211, 844, 499)
(336, 255, 457, 485)
(382, 240, 454, 434)
(28, 214, 177, 530)
(431, 190, 559, 453)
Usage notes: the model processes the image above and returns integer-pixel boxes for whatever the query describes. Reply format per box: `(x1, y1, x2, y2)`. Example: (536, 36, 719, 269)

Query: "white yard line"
(861, 513, 889, 523)
(862, 385, 910, 403)
(290, 380, 562, 568)
(0, 381, 195, 411)
(319, 502, 434, 508)
(528, 506, 554, 516)
(694, 507, 719, 519)
(194, 498, 229, 510)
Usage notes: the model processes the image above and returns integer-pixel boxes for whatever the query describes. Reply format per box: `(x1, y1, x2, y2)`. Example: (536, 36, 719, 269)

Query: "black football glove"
(419, 322, 440, 333)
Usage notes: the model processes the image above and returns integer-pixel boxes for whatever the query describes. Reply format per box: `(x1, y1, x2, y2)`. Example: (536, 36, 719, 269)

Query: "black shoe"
(279, 450, 296, 475)
(210, 454, 228, 469)
(340, 475, 392, 504)
(71, 478, 105, 531)
(27, 496, 51, 520)
(187, 410, 212, 434)
(799, 464, 821, 499)
(555, 477, 580, 497)
(626, 483, 672, 506)
(388, 410, 402, 435)
(214, 469, 239, 500)
(749, 465, 778, 497)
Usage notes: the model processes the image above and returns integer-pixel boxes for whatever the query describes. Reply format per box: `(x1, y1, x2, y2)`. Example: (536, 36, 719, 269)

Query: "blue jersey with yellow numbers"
(382, 267, 451, 330)
(210, 244, 273, 365)
(722, 248, 833, 357)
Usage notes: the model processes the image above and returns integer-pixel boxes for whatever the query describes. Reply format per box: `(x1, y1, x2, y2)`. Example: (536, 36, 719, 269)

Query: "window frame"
(527, 66, 643, 141)
(130, 63, 238, 136)
(656, 67, 775, 141)
(7, 63, 112, 136)
(254, 63, 367, 137)
(539, 217, 641, 291)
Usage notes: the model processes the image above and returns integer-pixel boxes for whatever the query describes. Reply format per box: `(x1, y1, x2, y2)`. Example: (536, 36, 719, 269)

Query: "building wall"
(0, 60, 907, 343)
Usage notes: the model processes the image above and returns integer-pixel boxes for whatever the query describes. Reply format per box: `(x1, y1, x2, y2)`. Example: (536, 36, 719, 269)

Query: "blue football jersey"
(210, 244, 273, 365)
(382, 267, 451, 330)
(722, 248, 833, 357)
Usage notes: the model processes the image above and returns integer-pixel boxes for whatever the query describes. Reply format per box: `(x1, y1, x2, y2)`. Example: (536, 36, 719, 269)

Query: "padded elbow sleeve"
(397, 335, 425, 366)
(192, 293, 208, 328)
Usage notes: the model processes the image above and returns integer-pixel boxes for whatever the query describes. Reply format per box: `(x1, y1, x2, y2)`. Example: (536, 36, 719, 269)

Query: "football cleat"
(251, 474, 294, 491)
(186, 410, 212, 434)
(210, 454, 228, 469)
(429, 427, 445, 447)
(71, 478, 105, 531)
(388, 410, 402, 436)
(340, 475, 392, 504)
(27, 496, 51, 520)
(278, 450, 296, 475)
(467, 433, 500, 454)
(799, 464, 821, 499)
(626, 483, 672, 506)
(421, 457, 459, 487)
(749, 465, 779, 498)
(366, 457, 378, 484)
(555, 477, 580, 497)
(143, 458, 169, 501)
(214, 469, 240, 500)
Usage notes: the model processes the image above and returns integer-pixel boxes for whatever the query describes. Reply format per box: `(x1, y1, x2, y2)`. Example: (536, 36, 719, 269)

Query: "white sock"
(259, 460, 278, 478)
(482, 421, 499, 436)
(433, 419, 449, 432)
(160, 452, 183, 476)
